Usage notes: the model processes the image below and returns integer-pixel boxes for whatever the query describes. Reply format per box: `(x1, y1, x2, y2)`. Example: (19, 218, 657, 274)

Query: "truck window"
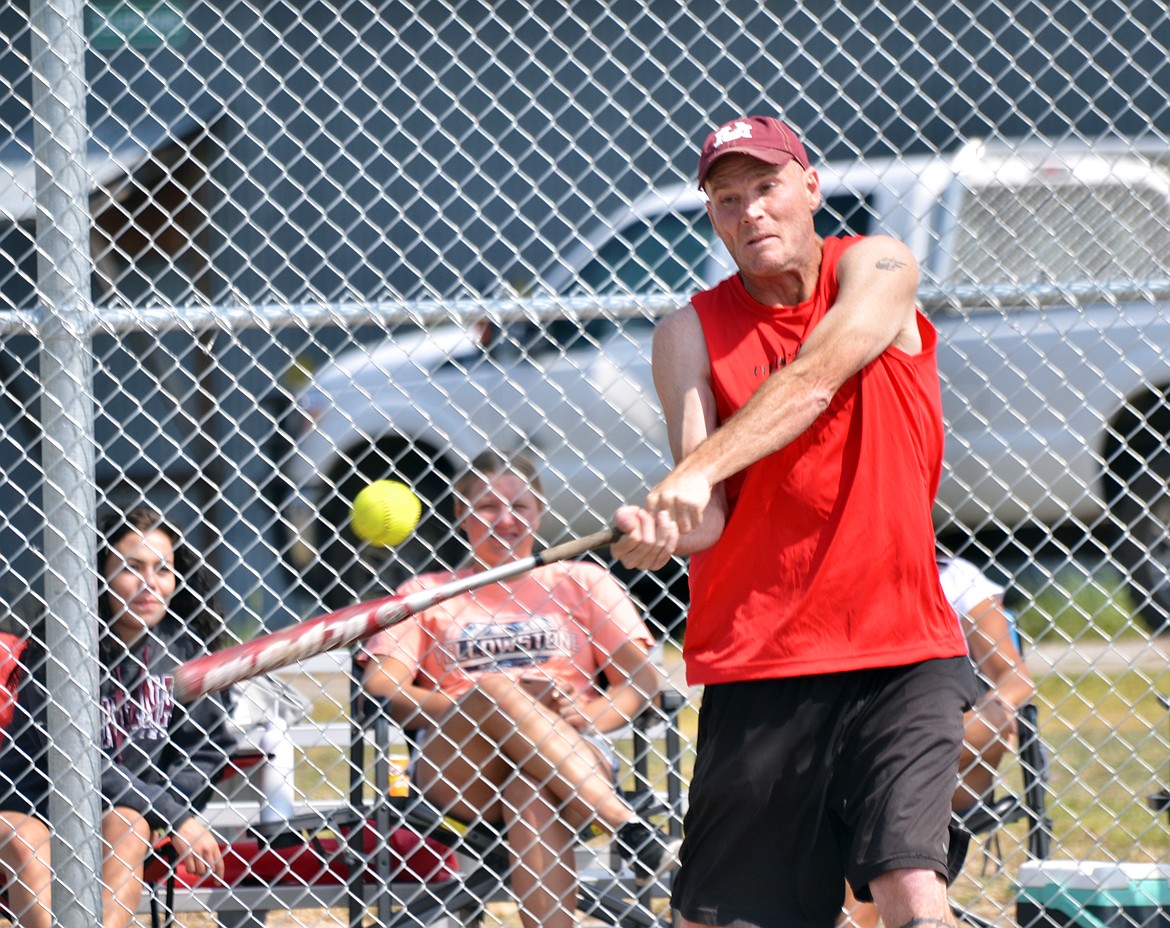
(946, 180, 1170, 286)
(577, 210, 714, 297)
(532, 210, 713, 352)
(815, 193, 879, 239)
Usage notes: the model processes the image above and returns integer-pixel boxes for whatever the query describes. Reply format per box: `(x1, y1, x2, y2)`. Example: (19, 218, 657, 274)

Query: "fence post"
(29, 0, 103, 925)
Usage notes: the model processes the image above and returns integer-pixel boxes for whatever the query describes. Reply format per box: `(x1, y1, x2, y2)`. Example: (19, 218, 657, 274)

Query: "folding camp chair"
(950, 700, 1052, 928)
(954, 702, 1052, 861)
(345, 655, 687, 928)
(145, 802, 463, 928)
(145, 678, 464, 928)
(1148, 693, 1170, 824)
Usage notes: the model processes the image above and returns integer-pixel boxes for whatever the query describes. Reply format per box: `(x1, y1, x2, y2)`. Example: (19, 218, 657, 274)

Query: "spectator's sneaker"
(616, 820, 681, 886)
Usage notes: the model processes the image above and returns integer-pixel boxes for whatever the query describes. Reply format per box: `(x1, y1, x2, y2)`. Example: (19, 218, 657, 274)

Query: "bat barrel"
(173, 594, 408, 703)
(172, 524, 621, 703)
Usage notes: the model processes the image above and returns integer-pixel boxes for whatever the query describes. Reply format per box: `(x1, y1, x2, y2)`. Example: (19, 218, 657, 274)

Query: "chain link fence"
(3, 0, 1170, 925)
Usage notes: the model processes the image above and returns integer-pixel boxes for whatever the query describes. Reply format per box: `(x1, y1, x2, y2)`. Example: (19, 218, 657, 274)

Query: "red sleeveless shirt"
(685, 236, 967, 685)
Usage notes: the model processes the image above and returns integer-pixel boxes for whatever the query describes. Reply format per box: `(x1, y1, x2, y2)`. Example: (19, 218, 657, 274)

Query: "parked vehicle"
(284, 139, 1170, 632)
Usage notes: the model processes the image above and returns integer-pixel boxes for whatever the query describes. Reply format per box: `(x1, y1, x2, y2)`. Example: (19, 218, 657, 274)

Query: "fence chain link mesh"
(2, 0, 1170, 925)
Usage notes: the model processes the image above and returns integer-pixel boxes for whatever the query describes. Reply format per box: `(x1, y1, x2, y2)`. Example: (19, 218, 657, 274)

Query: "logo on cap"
(697, 115, 810, 188)
(712, 121, 755, 150)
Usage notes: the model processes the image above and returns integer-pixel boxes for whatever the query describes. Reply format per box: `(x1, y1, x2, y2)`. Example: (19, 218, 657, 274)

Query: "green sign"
(87, 1, 190, 51)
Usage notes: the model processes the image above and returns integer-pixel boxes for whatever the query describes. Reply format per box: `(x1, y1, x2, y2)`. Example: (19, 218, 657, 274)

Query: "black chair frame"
(1147, 693, 1170, 824)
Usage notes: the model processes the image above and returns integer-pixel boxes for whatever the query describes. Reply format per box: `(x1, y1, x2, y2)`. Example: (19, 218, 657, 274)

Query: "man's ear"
(805, 167, 822, 212)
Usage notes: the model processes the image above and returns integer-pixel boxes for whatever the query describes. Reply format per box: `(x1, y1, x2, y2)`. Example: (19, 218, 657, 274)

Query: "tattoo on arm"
(874, 257, 908, 271)
(894, 919, 953, 928)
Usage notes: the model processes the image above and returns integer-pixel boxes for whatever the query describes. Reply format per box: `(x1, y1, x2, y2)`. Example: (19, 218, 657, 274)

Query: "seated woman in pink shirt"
(362, 449, 677, 928)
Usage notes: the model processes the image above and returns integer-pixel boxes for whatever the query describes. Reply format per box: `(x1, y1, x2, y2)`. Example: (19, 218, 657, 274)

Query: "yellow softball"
(350, 480, 422, 547)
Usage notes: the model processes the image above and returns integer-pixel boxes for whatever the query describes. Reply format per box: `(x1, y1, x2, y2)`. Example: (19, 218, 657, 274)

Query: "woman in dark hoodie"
(0, 504, 237, 928)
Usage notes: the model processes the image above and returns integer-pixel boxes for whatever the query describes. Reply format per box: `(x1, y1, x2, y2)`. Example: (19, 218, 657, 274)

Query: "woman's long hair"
(97, 505, 227, 651)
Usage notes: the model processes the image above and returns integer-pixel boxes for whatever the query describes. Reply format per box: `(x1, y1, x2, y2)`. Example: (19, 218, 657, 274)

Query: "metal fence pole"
(28, 0, 103, 924)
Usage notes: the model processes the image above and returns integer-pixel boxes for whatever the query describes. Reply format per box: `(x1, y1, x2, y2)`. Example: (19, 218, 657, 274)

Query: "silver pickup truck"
(285, 138, 1170, 631)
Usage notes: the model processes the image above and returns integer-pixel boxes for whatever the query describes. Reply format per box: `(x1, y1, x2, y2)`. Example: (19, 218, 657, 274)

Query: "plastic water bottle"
(258, 716, 296, 824)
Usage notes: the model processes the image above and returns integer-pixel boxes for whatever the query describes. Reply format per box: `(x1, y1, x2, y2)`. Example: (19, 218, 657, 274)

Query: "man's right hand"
(612, 505, 680, 571)
(645, 468, 716, 535)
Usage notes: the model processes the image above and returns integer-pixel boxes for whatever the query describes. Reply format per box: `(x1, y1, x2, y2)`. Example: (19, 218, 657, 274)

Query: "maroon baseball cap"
(696, 115, 810, 188)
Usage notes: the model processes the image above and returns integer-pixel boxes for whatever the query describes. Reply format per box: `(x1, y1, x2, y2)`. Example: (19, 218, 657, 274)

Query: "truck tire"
(1114, 448, 1170, 634)
(311, 444, 464, 611)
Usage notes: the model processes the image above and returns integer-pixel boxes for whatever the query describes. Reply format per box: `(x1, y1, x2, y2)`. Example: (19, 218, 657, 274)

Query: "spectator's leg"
(414, 676, 630, 927)
(502, 771, 578, 928)
(869, 868, 956, 928)
(424, 675, 633, 831)
(953, 723, 1011, 813)
(100, 806, 152, 928)
(0, 811, 53, 928)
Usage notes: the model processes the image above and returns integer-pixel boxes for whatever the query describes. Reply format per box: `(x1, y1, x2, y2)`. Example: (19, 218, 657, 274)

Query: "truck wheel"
(312, 446, 464, 610)
(1114, 448, 1170, 634)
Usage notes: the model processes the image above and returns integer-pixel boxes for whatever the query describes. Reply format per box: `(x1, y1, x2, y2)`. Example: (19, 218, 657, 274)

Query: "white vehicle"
(285, 139, 1170, 631)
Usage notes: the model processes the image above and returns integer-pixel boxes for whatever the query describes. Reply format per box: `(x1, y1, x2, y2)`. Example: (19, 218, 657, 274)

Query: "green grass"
(1013, 563, 1143, 643)
(1033, 670, 1170, 863)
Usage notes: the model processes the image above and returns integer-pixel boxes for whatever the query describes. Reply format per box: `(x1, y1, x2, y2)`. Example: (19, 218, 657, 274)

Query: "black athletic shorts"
(671, 656, 979, 928)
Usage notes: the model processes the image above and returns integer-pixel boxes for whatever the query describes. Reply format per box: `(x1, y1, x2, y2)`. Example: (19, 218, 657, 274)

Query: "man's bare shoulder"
(653, 303, 703, 345)
(838, 234, 918, 277)
(834, 234, 923, 354)
(652, 304, 709, 377)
